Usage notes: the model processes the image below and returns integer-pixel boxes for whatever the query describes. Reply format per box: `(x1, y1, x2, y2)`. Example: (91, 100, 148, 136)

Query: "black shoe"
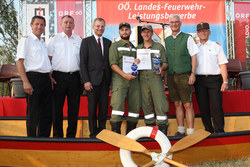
(215, 129, 225, 133)
(110, 121, 122, 134)
(146, 122, 156, 126)
(126, 121, 137, 134)
(158, 124, 168, 136)
(90, 134, 97, 138)
(175, 131, 185, 136)
(205, 129, 214, 133)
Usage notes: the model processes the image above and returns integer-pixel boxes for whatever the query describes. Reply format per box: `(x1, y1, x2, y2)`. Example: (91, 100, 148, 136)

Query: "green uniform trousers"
(140, 73, 169, 125)
(110, 78, 141, 123)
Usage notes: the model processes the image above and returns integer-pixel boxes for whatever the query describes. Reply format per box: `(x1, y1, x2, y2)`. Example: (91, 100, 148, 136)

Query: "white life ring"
(120, 126, 173, 167)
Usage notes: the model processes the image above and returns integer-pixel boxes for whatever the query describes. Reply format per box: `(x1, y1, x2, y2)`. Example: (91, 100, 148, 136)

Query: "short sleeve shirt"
(196, 40, 228, 75)
(47, 32, 82, 72)
(16, 33, 52, 73)
(172, 31, 199, 57)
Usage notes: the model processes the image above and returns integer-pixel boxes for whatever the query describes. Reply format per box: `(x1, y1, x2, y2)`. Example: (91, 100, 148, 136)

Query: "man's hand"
(188, 73, 196, 85)
(221, 83, 228, 92)
(23, 81, 34, 95)
(155, 67, 164, 75)
(123, 73, 137, 80)
(49, 72, 56, 89)
(134, 58, 140, 64)
(84, 82, 93, 91)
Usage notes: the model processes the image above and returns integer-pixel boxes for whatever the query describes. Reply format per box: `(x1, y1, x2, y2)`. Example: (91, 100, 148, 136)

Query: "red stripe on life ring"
(150, 126, 158, 139)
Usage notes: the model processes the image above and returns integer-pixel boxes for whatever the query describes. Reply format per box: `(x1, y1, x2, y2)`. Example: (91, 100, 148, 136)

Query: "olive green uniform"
(109, 40, 141, 123)
(137, 41, 169, 125)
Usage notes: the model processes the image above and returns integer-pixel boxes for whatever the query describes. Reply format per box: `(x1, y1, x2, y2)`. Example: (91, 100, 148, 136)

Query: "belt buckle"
(205, 75, 208, 77)
(69, 72, 73, 74)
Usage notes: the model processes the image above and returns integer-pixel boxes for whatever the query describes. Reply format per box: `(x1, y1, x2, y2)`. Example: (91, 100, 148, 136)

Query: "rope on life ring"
(120, 126, 173, 167)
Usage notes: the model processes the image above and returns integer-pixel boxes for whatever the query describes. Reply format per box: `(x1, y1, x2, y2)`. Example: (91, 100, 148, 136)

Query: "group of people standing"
(16, 14, 228, 138)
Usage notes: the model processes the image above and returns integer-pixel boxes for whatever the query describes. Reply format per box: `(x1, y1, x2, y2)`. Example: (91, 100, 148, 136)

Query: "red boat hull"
(0, 131, 250, 166)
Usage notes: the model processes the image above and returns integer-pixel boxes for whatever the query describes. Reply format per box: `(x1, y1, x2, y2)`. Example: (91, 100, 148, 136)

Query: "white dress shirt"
(172, 31, 200, 57)
(93, 34, 104, 56)
(16, 33, 52, 73)
(196, 40, 228, 75)
(47, 32, 82, 72)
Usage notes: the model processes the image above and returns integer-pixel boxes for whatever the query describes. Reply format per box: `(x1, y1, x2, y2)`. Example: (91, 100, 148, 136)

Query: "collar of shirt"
(93, 34, 103, 43)
(141, 41, 155, 49)
(118, 39, 135, 48)
(171, 31, 182, 39)
(61, 31, 75, 39)
(30, 33, 43, 42)
(197, 40, 211, 48)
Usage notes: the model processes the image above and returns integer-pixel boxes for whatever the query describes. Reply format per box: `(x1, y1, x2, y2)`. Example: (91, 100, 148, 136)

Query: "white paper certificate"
(123, 56, 135, 73)
(137, 49, 152, 70)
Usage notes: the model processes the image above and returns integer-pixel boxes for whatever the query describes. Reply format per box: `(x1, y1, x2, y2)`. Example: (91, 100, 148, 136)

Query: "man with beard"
(109, 22, 141, 134)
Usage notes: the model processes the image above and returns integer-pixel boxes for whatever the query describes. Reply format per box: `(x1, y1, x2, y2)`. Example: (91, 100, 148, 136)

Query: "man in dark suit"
(80, 18, 112, 138)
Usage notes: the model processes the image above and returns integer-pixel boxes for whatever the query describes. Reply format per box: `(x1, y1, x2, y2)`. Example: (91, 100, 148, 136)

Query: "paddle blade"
(168, 129, 211, 154)
(97, 129, 148, 153)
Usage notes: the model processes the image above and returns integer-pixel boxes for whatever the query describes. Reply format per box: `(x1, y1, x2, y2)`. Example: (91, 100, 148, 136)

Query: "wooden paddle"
(167, 129, 211, 155)
(142, 129, 211, 167)
(96, 129, 188, 167)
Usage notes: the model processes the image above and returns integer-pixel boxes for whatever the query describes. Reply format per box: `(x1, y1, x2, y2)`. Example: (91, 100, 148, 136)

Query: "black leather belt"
(53, 71, 79, 75)
(26, 71, 49, 76)
(197, 74, 221, 77)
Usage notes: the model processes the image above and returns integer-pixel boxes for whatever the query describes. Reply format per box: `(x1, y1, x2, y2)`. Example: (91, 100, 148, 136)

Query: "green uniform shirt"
(137, 41, 167, 76)
(165, 32, 191, 74)
(109, 40, 141, 123)
(109, 39, 137, 85)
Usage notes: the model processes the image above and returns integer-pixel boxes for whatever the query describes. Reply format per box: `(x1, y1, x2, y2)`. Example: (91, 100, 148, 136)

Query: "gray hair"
(169, 14, 181, 23)
(61, 15, 74, 23)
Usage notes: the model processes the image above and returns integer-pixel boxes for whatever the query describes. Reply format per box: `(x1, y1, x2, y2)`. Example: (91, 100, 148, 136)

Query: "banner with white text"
(234, 1, 250, 62)
(25, 0, 226, 54)
(56, 0, 84, 38)
(97, 0, 227, 55)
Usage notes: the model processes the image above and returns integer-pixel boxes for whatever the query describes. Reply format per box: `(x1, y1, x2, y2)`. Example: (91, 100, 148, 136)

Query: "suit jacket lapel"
(103, 38, 108, 58)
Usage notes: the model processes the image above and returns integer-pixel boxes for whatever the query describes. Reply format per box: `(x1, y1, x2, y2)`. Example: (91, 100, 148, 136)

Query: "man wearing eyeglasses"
(165, 14, 199, 136)
(80, 18, 112, 138)
(195, 22, 228, 133)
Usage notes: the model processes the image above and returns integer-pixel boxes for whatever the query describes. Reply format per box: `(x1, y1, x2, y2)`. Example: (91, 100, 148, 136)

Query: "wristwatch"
(191, 71, 196, 75)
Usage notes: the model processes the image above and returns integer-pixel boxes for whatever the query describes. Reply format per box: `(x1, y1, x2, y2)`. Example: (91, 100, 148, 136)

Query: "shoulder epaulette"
(23, 35, 28, 38)
(216, 42, 221, 45)
(51, 34, 55, 38)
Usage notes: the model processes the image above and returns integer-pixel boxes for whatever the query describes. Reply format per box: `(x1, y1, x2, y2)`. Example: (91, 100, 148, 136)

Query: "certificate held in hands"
(136, 49, 152, 70)
(122, 56, 135, 73)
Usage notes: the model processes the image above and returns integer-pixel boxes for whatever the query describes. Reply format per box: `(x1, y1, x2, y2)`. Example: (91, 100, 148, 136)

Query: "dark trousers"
(194, 75, 225, 133)
(52, 71, 81, 138)
(87, 75, 109, 138)
(26, 72, 52, 137)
